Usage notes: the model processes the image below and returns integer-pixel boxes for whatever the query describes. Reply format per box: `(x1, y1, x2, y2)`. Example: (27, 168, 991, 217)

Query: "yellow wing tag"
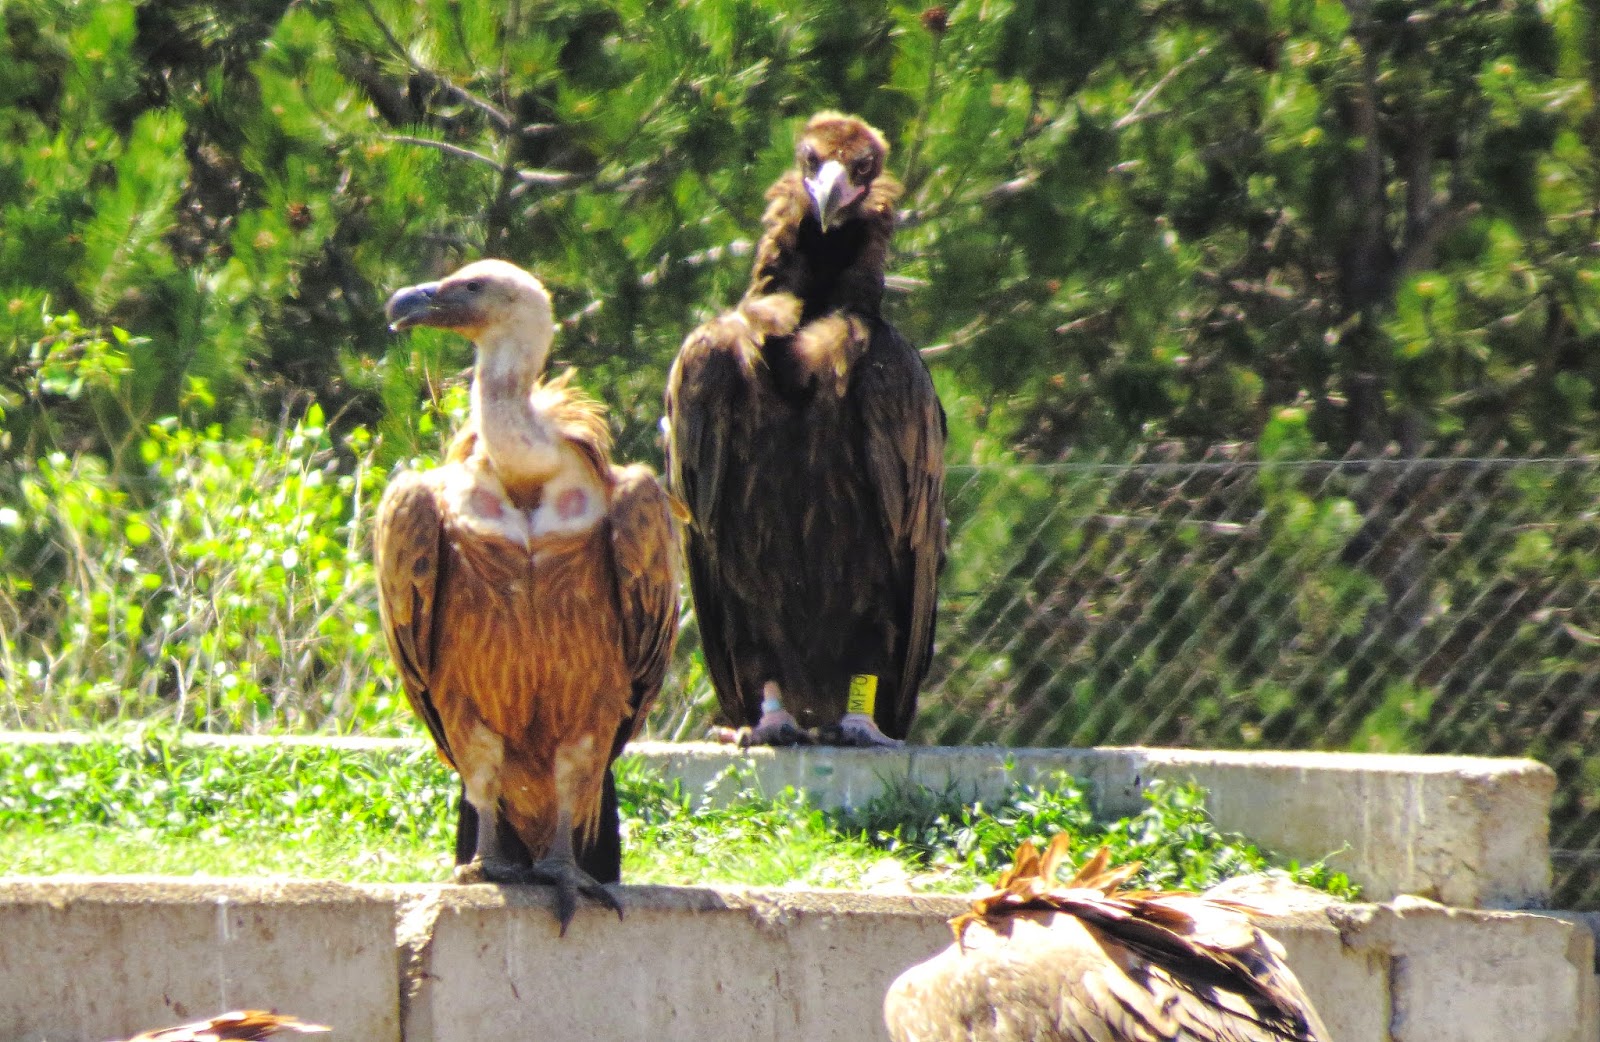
(847, 674, 879, 716)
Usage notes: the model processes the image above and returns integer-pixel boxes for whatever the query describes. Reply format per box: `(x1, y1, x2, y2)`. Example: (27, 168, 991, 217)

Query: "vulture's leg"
(576, 766, 622, 885)
(524, 807, 624, 936)
(716, 681, 814, 746)
(451, 735, 533, 883)
(453, 798, 536, 883)
(452, 785, 477, 866)
(818, 713, 904, 748)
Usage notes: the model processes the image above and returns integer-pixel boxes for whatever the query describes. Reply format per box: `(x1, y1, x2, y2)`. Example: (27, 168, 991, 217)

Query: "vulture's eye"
(465, 280, 483, 293)
(802, 148, 820, 173)
(854, 156, 873, 180)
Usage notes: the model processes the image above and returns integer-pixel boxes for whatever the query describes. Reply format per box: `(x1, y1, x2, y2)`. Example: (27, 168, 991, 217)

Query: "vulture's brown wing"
(885, 911, 1327, 1042)
(885, 914, 1174, 1042)
(374, 468, 454, 764)
(664, 320, 749, 726)
(118, 1012, 329, 1042)
(605, 464, 681, 750)
(854, 322, 946, 736)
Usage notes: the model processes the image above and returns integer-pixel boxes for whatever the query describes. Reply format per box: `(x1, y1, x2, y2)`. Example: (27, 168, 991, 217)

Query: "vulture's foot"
(523, 856, 624, 936)
(817, 713, 904, 748)
(453, 854, 531, 885)
(713, 708, 815, 747)
(455, 855, 621, 934)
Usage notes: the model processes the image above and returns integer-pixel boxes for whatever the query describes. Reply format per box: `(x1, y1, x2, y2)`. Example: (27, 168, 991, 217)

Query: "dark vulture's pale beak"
(385, 281, 443, 331)
(805, 160, 864, 232)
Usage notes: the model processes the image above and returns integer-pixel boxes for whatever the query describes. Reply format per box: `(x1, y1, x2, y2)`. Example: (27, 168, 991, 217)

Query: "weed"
(0, 738, 1356, 898)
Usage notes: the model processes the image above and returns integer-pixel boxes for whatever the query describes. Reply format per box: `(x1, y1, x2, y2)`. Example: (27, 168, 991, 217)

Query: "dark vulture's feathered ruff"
(665, 111, 946, 748)
(376, 260, 679, 934)
(884, 836, 1332, 1042)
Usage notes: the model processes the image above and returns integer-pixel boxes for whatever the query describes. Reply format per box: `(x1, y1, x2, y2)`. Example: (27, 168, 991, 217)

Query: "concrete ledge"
(634, 742, 1556, 909)
(0, 734, 1556, 908)
(1323, 896, 1600, 1042)
(0, 880, 1588, 1042)
(383, 884, 961, 1042)
(0, 878, 398, 1042)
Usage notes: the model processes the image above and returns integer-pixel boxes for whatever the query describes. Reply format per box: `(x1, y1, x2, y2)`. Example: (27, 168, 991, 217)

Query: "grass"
(0, 735, 1357, 899)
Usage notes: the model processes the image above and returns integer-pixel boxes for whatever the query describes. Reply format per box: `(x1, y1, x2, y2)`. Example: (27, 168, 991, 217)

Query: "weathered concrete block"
(0, 877, 1590, 1042)
(372, 883, 1593, 1042)
(384, 884, 961, 1042)
(1327, 897, 1600, 1042)
(628, 743, 1555, 908)
(0, 878, 398, 1042)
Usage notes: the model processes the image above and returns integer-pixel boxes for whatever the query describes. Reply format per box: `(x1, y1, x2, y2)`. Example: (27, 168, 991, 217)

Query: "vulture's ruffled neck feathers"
(469, 300, 562, 488)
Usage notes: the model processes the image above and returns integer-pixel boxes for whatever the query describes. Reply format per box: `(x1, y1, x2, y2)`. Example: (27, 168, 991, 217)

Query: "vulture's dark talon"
(474, 854, 552, 886)
(451, 860, 489, 885)
(523, 856, 624, 936)
(738, 717, 816, 747)
(818, 714, 905, 748)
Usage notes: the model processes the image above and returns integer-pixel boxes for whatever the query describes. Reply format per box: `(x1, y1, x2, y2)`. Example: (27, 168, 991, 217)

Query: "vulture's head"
(386, 259, 555, 367)
(795, 112, 890, 232)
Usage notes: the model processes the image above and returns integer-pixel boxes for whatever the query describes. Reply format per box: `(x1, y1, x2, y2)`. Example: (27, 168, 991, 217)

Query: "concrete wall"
(0, 734, 1556, 910)
(0, 737, 1571, 1038)
(0, 879, 397, 1042)
(0, 879, 1592, 1042)
(634, 742, 1556, 909)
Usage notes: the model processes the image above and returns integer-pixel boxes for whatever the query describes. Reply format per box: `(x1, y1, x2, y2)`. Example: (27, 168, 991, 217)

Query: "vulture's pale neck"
(469, 309, 560, 486)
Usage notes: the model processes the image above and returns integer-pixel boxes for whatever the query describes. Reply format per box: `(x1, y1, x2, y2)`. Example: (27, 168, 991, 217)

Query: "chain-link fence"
(656, 445, 1600, 907)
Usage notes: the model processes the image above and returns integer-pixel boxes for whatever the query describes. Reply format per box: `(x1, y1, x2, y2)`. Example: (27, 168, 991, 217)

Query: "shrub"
(0, 401, 394, 733)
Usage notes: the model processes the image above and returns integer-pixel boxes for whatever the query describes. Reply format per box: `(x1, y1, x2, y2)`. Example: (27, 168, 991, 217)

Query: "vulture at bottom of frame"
(109, 1012, 328, 1042)
(376, 259, 679, 935)
(883, 835, 1331, 1042)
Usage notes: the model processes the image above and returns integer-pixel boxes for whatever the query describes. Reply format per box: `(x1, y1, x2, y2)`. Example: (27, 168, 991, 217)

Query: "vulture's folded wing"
(118, 1012, 329, 1042)
(886, 911, 1325, 1042)
(854, 322, 947, 735)
(374, 468, 454, 764)
(886, 915, 1179, 1042)
(606, 464, 681, 749)
(664, 322, 749, 726)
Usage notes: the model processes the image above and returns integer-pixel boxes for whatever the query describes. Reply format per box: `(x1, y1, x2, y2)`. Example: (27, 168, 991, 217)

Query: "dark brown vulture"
(884, 836, 1331, 1042)
(376, 259, 679, 933)
(665, 111, 946, 748)
(111, 1012, 328, 1042)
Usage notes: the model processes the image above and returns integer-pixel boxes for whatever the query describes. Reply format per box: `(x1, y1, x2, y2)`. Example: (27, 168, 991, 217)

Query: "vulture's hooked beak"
(805, 160, 864, 232)
(386, 281, 443, 331)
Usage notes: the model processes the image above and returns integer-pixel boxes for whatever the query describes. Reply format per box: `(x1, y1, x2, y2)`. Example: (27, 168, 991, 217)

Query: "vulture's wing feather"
(885, 916, 1181, 1042)
(888, 839, 1328, 1042)
(885, 911, 1325, 1042)
(1065, 900, 1327, 1042)
(666, 322, 744, 535)
(374, 468, 454, 764)
(665, 320, 750, 725)
(118, 1012, 329, 1042)
(854, 322, 947, 735)
(606, 464, 681, 750)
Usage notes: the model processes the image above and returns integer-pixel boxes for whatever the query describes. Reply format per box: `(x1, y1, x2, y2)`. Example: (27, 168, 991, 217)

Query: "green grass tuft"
(0, 737, 1356, 899)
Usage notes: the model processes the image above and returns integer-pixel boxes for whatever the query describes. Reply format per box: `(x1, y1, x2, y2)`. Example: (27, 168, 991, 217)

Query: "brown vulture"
(111, 1012, 328, 1042)
(376, 259, 679, 933)
(665, 111, 946, 748)
(884, 836, 1331, 1042)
